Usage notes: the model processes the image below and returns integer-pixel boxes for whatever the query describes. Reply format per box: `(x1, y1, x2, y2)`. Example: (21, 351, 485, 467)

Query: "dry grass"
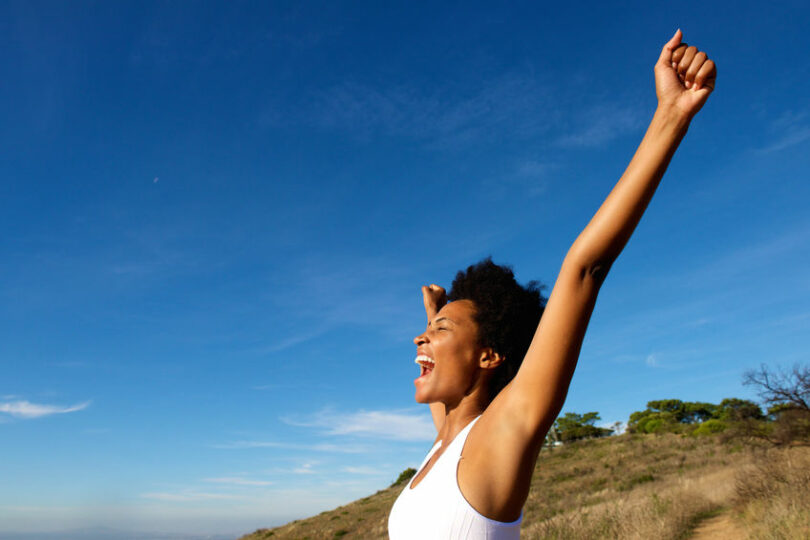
(520, 434, 738, 539)
(733, 446, 810, 539)
(241, 485, 402, 540)
(238, 434, 809, 540)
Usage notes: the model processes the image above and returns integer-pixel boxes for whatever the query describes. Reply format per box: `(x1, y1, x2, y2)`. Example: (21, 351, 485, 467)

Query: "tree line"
(547, 363, 810, 446)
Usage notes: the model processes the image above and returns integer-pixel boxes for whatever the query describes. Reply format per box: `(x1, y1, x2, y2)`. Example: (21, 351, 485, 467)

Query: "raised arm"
(495, 30, 717, 445)
(421, 284, 448, 433)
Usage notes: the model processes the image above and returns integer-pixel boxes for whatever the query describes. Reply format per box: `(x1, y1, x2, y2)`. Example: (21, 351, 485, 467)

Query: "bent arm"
(421, 285, 447, 433)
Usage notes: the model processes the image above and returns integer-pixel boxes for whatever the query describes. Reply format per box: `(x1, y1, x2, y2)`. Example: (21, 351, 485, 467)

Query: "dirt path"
(690, 511, 746, 539)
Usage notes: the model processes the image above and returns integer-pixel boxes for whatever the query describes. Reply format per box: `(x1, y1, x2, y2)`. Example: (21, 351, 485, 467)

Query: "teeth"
(414, 355, 435, 367)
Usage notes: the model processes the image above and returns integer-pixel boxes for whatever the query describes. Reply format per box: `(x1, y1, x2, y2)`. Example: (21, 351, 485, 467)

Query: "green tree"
(628, 399, 723, 433)
(716, 398, 764, 421)
(683, 401, 719, 423)
(553, 412, 613, 442)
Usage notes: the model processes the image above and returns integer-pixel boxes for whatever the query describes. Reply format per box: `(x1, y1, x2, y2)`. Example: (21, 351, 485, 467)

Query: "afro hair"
(447, 257, 546, 401)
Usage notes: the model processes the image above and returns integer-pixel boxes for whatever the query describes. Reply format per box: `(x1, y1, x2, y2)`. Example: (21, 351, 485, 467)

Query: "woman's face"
(413, 299, 483, 405)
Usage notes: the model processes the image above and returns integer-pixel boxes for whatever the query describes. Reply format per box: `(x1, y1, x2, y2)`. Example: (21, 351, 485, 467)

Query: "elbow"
(565, 246, 614, 285)
(585, 259, 613, 284)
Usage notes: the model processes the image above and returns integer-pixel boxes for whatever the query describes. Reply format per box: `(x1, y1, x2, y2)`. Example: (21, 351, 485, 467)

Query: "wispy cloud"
(342, 466, 385, 475)
(203, 477, 273, 486)
(141, 491, 246, 502)
(479, 159, 556, 199)
(759, 109, 810, 153)
(282, 408, 435, 442)
(251, 329, 328, 354)
(293, 462, 317, 475)
(211, 440, 369, 453)
(0, 399, 90, 419)
(681, 221, 810, 286)
(251, 380, 333, 391)
(289, 73, 554, 147)
(516, 160, 553, 178)
(645, 353, 660, 367)
(254, 253, 418, 349)
(556, 104, 645, 147)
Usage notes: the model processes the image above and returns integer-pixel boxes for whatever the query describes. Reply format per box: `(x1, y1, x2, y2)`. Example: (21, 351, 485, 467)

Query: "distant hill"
(0, 529, 235, 540)
(238, 433, 810, 539)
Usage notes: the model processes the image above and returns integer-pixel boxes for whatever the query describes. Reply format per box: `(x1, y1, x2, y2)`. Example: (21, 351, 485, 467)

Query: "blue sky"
(2, 0, 809, 536)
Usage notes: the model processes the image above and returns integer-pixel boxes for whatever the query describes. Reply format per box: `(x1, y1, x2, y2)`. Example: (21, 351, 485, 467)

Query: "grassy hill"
(239, 433, 810, 539)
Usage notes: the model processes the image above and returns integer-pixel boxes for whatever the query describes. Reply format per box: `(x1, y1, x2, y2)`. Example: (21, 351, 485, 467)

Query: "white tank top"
(388, 416, 522, 539)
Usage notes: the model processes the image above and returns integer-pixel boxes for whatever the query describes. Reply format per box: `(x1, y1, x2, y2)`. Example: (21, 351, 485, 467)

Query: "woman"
(388, 30, 716, 539)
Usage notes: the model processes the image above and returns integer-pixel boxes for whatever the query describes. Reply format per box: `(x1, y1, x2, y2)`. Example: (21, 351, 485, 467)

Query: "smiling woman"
(388, 30, 717, 539)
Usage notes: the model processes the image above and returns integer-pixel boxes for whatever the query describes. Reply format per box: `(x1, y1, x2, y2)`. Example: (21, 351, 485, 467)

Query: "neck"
(435, 390, 489, 445)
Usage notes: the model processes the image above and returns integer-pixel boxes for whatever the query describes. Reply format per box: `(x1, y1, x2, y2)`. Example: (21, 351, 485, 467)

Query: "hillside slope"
(239, 434, 809, 539)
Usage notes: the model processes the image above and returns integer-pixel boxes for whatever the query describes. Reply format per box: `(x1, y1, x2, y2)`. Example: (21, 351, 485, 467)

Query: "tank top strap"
(442, 415, 482, 464)
(409, 415, 483, 489)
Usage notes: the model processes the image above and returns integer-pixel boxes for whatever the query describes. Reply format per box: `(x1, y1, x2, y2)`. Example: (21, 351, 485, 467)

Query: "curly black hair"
(447, 257, 546, 401)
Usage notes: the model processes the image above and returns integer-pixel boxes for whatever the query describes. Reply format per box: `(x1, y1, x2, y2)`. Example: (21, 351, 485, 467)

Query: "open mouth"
(415, 354, 435, 378)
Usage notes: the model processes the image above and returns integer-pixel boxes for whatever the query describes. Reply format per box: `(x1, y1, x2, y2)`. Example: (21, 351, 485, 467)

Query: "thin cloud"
(203, 477, 273, 486)
(293, 462, 316, 475)
(264, 460, 322, 476)
(684, 222, 810, 285)
(477, 159, 556, 199)
(556, 104, 645, 147)
(211, 440, 369, 453)
(0, 400, 90, 419)
(516, 160, 552, 178)
(252, 382, 332, 391)
(759, 127, 810, 153)
(342, 466, 384, 475)
(251, 329, 328, 354)
(299, 73, 554, 147)
(645, 354, 660, 367)
(759, 109, 810, 153)
(140, 491, 246, 502)
(282, 408, 435, 442)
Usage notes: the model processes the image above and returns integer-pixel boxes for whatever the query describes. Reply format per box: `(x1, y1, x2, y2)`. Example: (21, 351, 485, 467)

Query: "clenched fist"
(421, 284, 447, 321)
(655, 30, 717, 119)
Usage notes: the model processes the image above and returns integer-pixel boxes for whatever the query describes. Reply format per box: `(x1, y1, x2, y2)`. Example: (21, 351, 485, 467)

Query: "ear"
(478, 348, 506, 370)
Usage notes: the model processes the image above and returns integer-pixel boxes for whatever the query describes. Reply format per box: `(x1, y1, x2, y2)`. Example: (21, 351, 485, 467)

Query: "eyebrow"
(431, 317, 457, 326)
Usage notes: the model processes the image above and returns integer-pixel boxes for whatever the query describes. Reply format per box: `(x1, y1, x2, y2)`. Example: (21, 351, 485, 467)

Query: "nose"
(413, 330, 428, 346)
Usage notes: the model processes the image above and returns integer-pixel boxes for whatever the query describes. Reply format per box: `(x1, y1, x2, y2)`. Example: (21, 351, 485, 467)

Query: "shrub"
(390, 467, 417, 487)
(692, 419, 728, 436)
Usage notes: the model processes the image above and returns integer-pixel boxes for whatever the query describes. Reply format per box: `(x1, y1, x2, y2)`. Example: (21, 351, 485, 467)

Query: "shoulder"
(455, 399, 540, 522)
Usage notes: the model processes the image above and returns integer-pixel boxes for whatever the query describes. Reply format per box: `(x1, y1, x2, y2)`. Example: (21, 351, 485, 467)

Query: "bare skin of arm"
(422, 284, 448, 433)
(457, 30, 717, 521)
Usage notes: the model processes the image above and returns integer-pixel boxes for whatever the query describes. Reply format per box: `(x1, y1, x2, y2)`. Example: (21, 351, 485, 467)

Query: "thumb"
(657, 29, 682, 66)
